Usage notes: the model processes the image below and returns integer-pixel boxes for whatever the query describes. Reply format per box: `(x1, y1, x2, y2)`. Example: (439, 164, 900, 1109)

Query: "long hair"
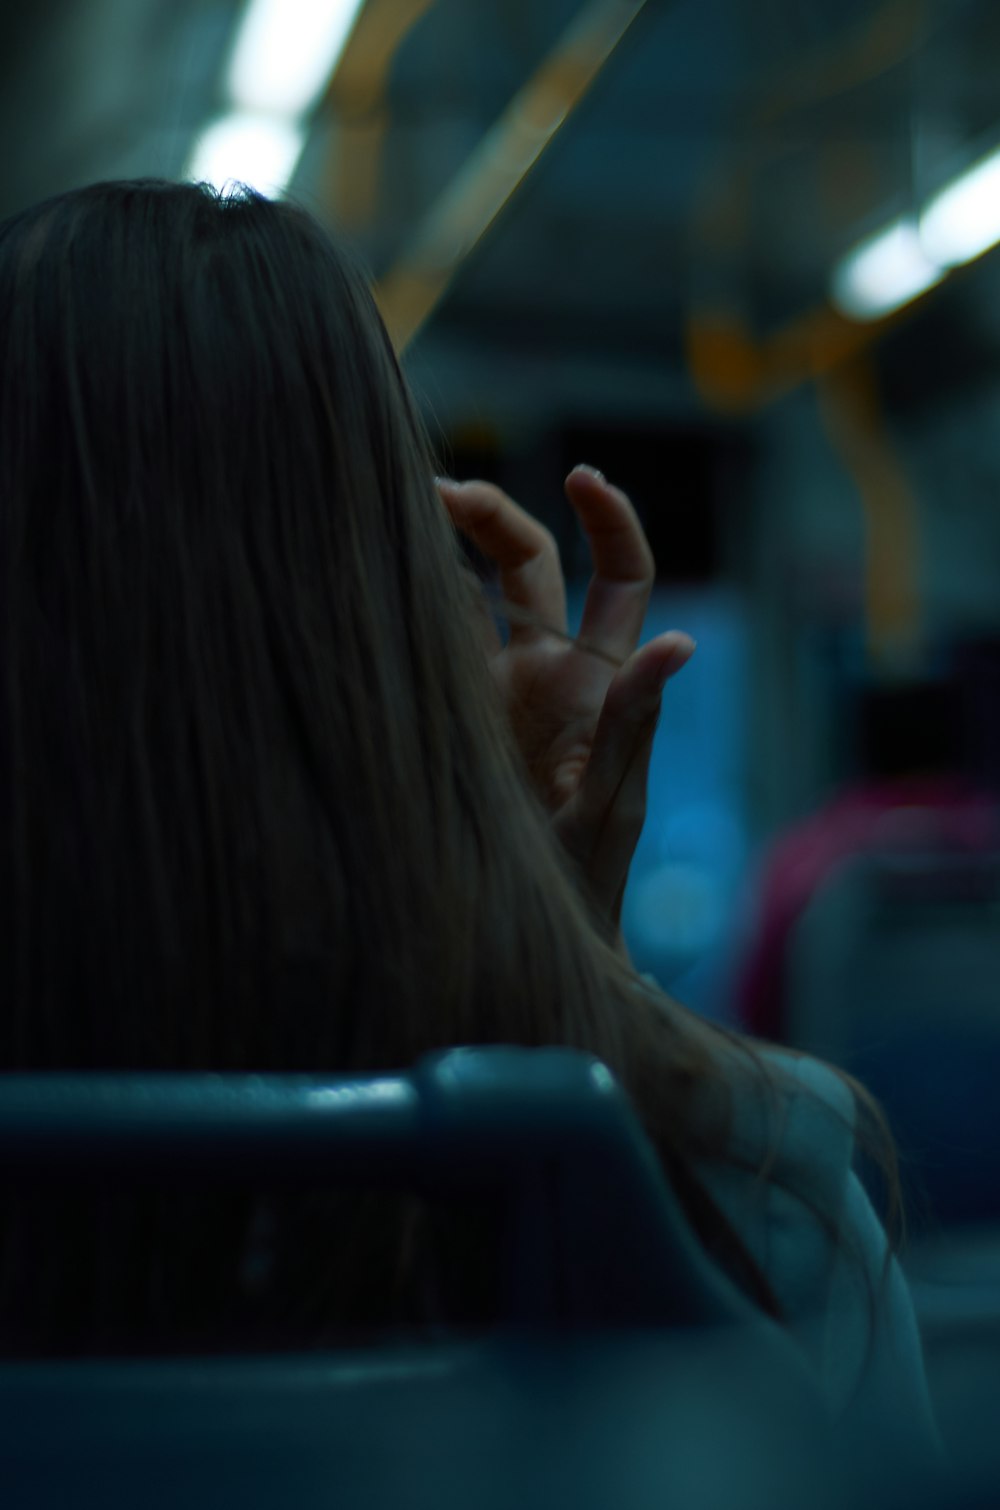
(0, 179, 904, 1354)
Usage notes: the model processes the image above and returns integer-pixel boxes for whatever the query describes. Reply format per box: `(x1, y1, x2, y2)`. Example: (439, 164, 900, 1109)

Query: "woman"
(0, 179, 939, 1450)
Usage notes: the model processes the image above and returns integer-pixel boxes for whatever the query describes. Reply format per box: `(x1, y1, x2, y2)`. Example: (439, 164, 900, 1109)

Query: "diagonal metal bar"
(375, 0, 653, 353)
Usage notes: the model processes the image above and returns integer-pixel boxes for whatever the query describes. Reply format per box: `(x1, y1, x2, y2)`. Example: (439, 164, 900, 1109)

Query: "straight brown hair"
(0, 180, 904, 1357)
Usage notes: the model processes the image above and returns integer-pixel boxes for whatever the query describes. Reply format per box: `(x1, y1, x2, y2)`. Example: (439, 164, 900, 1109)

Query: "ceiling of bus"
(2, 0, 1000, 426)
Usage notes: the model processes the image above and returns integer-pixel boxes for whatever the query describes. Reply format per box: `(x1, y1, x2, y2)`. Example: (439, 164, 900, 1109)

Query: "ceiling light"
(185, 113, 307, 198)
(227, 0, 365, 117)
(920, 145, 1000, 268)
(830, 218, 944, 321)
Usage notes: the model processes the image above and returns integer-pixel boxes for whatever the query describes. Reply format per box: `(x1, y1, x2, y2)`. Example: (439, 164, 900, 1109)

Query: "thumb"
(557, 631, 695, 915)
(581, 630, 695, 818)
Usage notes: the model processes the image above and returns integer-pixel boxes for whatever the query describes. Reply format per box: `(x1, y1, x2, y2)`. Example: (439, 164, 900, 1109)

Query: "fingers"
(438, 466, 658, 658)
(437, 478, 567, 638)
(579, 632, 695, 825)
(562, 632, 695, 915)
(564, 466, 656, 664)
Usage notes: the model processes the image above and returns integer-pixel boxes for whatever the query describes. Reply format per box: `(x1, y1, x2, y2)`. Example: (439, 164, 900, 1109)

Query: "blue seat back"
(0, 1045, 759, 1328)
(0, 1047, 890, 1509)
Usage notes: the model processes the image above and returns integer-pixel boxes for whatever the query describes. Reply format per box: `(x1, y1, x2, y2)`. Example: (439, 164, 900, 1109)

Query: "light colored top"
(691, 1042, 945, 1461)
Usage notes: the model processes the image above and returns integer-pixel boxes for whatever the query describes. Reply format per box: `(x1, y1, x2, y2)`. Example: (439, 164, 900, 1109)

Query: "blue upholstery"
(0, 1046, 764, 1327)
(0, 1047, 943, 1508)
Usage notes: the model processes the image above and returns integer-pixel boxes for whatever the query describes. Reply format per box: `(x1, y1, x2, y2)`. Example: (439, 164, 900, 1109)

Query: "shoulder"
(746, 1044, 856, 1201)
(640, 979, 859, 1234)
(690, 1037, 942, 1452)
(699, 1038, 857, 1215)
(681, 1035, 861, 1336)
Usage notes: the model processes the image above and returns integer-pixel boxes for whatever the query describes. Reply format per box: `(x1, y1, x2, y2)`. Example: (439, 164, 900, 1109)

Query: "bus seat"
(0, 1047, 932, 1509)
(784, 851, 1000, 1228)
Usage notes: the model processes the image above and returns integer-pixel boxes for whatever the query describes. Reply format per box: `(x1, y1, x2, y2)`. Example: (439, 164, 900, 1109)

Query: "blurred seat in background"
(784, 845, 1000, 1230)
(734, 775, 1000, 1046)
(735, 674, 997, 1045)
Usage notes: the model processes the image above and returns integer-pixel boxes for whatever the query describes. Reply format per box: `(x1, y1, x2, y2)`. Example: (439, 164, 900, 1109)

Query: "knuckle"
(458, 479, 509, 514)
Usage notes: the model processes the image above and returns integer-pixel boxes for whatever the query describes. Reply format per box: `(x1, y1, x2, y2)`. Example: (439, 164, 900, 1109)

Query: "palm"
(491, 631, 614, 811)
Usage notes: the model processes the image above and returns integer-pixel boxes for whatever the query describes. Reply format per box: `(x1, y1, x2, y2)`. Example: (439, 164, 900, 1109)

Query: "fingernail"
(577, 463, 605, 482)
(657, 639, 696, 688)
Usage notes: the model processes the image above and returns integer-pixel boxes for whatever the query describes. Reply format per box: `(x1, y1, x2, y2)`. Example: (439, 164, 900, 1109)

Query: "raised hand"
(437, 466, 695, 941)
